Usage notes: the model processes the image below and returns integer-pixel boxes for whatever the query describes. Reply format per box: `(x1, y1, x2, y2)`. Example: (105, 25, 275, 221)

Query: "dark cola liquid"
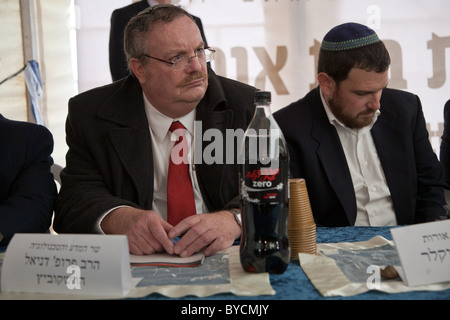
(240, 202, 290, 274)
(239, 156, 290, 274)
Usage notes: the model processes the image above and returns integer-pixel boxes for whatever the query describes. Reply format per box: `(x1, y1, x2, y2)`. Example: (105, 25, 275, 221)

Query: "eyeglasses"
(141, 47, 215, 70)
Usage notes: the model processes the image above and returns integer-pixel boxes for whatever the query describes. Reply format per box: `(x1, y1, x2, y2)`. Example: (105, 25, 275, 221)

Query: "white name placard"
(1, 234, 133, 297)
(391, 220, 450, 287)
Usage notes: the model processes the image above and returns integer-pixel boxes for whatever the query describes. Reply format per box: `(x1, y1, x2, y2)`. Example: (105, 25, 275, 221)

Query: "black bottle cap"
(254, 91, 271, 104)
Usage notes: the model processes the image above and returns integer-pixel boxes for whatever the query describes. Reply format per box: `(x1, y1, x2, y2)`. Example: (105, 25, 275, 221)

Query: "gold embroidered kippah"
(321, 22, 381, 52)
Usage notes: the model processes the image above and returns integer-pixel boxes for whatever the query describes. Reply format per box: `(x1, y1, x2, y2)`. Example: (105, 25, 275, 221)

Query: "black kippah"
(321, 22, 381, 52)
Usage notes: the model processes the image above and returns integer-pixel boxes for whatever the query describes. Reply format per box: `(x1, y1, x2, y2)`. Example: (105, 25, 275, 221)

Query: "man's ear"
(129, 58, 145, 83)
(317, 73, 335, 96)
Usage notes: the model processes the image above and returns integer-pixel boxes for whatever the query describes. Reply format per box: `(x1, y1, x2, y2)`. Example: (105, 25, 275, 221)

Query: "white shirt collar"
(143, 93, 196, 142)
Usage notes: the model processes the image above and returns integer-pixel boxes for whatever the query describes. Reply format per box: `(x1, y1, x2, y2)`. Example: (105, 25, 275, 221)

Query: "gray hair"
(124, 4, 195, 72)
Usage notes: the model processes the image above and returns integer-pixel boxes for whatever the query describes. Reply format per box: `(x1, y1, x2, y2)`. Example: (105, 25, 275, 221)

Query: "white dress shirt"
(143, 94, 207, 221)
(320, 90, 398, 226)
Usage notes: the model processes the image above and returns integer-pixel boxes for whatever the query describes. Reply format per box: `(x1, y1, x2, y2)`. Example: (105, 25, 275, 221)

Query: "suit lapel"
(97, 77, 153, 208)
(371, 102, 411, 220)
(310, 90, 357, 224)
(194, 75, 232, 210)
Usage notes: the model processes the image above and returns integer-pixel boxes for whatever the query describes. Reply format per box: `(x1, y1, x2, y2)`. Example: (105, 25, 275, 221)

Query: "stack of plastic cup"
(288, 178, 317, 259)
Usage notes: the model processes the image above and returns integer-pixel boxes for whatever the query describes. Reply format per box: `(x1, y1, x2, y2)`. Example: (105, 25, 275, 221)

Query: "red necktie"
(167, 121, 196, 226)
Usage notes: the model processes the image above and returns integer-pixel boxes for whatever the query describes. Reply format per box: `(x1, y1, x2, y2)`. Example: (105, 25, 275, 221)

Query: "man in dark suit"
(274, 23, 447, 227)
(109, 0, 207, 81)
(0, 115, 57, 246)
(55, 5, 256, 257)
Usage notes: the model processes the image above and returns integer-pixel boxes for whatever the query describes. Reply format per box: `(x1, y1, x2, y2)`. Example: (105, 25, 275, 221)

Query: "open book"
(130, 252, 205, 268)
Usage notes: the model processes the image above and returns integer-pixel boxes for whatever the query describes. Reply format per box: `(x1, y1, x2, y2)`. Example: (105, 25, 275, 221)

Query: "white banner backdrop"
(180, 0, 450, 154)
(73, 0, 450, 157)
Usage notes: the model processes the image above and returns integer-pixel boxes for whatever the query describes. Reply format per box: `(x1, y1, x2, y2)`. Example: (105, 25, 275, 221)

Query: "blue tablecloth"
(155, 226, 450, 300)
(128, 227, 450, 303)
(266, 226, 450, 300)
(1, 227, 449, 301)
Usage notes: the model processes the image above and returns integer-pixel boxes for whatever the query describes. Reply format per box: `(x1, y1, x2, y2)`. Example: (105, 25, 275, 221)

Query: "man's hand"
(101, 207, 175, 255)
(168, 210, 241, 257)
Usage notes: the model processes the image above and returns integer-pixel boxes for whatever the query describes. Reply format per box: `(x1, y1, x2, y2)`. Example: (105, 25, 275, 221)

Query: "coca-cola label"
(243, 165, 284, 203)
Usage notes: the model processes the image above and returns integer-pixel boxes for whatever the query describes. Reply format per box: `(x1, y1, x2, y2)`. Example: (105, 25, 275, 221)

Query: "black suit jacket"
(54, 69, 257, 233)
(0, 115, 57, 246)
(109, 0, 208, 81)
(274, 88, 447, 226)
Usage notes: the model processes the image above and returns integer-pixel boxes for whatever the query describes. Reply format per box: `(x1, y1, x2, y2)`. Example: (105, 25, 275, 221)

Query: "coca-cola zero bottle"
(239, 91, 290, 274)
